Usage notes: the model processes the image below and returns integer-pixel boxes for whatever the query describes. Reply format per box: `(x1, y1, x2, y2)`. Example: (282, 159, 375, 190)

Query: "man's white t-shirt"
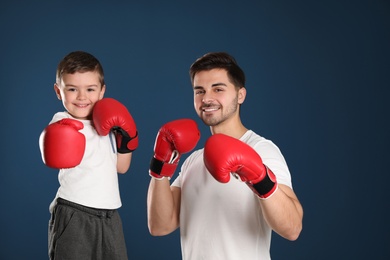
(171, 130, 292, 260)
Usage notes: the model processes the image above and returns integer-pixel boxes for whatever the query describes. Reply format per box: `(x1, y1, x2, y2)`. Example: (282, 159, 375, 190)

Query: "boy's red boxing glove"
(92, 98, 138, 153)
(149, 119, 200, 180)
(204, 134, 278, 199)
(39, 118, 86, 169)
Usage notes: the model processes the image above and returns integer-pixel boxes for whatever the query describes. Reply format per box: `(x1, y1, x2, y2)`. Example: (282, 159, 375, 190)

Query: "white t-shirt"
(171, 130, 292, 260)
(48, 112, 121, 212)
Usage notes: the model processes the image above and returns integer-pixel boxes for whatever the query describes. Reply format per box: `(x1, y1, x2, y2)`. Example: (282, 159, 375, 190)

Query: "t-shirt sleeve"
(171, 149, 202, 188)
(49, 111, 72, 124)
(253, 140, 293, 189)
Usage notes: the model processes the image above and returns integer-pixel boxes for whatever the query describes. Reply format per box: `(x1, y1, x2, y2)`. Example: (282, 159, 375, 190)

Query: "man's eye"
(195, 90, 204, 95)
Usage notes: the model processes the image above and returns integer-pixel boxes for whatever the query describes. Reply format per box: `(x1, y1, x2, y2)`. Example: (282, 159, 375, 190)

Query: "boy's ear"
(99, 85, 106, 100)
(54, 83, 61, 100)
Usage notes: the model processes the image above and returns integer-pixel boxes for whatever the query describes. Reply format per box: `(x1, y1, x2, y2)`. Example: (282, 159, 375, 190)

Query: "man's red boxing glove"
(39, 118, 86, 169)
(93, 98, 138, 153)
(149, 119, 200, 180)
(204, 134, 278, 199)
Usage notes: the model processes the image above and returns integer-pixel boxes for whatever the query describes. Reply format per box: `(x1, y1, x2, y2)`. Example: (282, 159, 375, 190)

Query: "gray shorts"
(49, 198, 128, 260)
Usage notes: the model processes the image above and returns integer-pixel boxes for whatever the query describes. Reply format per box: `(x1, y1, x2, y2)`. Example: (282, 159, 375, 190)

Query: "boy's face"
(54, 71, 105, 120)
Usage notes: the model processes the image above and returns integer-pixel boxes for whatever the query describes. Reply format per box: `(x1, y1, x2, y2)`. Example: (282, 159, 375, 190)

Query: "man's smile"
(202, 105, 220, 112)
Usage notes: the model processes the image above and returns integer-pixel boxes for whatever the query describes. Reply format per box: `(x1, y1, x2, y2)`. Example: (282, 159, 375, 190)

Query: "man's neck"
(210, 121, 248, 139)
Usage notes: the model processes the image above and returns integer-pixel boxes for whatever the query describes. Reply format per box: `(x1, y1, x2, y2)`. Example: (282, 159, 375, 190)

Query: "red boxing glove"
(93, 98, 138, 153)
(204, 134, 278, 199)
(39, 118, 86, 169)
(149, 119, 200, 179)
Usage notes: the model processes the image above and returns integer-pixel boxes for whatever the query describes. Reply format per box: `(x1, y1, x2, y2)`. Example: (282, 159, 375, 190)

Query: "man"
(147, 52, 303, 259)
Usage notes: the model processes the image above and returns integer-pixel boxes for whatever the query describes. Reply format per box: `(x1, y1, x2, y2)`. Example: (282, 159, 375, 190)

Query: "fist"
(204, 134, 277, 199)
(149, 119, 200, 179)
(93, 98, 138, 153)
(39, 118, 86, 169)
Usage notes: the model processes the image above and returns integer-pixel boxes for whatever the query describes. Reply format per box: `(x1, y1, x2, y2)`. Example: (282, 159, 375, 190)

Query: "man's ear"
(54, 83, 61, 100)
(238, 87, 246, 104)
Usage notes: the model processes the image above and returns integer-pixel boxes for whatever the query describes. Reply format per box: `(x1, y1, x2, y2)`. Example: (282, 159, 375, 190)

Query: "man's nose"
(202, 91, 214, 104)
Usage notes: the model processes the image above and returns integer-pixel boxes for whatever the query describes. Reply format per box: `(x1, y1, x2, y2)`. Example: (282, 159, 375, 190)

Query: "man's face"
(193, 68, 245, 127)
(54, 71, 105, 120)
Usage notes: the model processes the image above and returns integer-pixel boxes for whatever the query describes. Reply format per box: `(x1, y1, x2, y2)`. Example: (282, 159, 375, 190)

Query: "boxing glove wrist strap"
(249, 166, 278, 199)
(114, 128, 138, 154)
(149, 157, 178, 180)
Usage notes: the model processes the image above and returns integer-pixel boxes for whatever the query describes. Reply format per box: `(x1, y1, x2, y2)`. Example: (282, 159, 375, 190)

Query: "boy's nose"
(77, 91, 87, 100)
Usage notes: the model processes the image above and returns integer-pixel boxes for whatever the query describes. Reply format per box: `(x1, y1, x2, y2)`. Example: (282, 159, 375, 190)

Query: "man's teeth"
(204, 107, 218, 112)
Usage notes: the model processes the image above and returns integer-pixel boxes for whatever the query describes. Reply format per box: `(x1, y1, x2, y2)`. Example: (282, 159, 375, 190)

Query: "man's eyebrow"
(211, 82, 227, 87)
(193, 83, 227, 89)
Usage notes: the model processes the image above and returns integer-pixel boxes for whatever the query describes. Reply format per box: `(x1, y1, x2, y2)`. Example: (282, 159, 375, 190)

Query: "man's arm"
(259, 184, 303, 240)
(204, 133, 303, 240)
(146, 119, 200, 236)
(147, 179, 181, 235)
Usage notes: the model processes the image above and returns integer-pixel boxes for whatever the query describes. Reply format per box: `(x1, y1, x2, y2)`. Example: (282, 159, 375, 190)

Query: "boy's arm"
(117, 153, 132, 174)
(92, 98, 138, 173)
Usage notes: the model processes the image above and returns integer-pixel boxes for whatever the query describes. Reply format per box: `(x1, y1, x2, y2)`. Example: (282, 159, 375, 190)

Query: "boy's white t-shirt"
(48, 112, 121, 212)
(171, 130, 292, 260)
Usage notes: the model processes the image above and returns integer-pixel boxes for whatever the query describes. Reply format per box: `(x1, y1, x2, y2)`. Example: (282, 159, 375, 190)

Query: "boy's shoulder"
(50, 111, 71, 124)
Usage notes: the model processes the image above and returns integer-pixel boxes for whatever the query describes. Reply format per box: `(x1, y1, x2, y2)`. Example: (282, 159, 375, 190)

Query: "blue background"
(1, 0, 389, 259)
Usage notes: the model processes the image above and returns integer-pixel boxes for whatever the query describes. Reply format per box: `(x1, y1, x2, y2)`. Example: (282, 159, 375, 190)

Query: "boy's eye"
(87, 88, 96, 92)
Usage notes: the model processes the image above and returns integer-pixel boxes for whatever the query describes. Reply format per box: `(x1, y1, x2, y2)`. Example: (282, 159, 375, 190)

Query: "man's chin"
(201, 117, 218, 127)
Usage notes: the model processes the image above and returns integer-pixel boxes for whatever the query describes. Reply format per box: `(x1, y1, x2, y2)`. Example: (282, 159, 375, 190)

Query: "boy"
(39, 51, 138, 259)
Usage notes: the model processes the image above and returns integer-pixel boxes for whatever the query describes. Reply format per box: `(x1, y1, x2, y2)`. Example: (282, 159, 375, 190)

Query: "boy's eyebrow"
(64, 84, 99, 88)
(64, 84, 77, 88)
